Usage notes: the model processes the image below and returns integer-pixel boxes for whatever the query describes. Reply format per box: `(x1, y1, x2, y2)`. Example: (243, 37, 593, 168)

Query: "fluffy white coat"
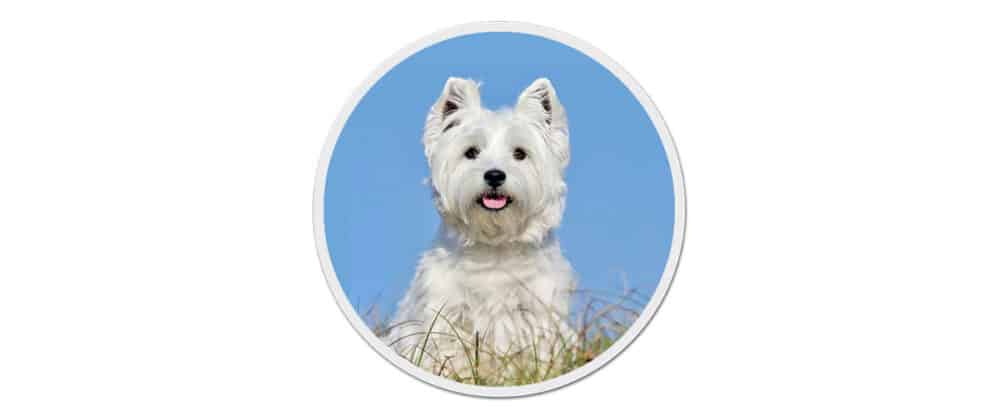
(384, 78, 576, 376)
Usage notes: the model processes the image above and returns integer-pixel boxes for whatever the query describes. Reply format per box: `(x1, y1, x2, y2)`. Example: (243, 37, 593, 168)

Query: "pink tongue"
(482, 195, 509, 209)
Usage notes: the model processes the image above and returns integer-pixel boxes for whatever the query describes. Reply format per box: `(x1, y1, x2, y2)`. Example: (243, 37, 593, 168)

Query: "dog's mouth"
(478, 190, 512, 211)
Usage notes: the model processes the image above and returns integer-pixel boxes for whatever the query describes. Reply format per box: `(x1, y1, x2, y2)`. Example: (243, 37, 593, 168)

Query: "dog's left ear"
(426, 77, 482, 135)
(423, 77, 482, 157)
(516, 78, 569, 168)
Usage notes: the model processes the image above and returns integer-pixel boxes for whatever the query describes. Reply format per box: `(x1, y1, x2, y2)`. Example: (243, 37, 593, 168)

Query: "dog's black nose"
(484, 169, 506, 188)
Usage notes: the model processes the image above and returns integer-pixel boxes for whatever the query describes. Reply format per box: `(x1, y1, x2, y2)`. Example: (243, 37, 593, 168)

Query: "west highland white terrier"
(384, 77, 577, 378)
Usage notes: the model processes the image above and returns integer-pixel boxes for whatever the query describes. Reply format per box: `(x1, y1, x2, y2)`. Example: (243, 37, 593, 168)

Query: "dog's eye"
(464, 147, 480, 160)
(513, 148, 527, 161)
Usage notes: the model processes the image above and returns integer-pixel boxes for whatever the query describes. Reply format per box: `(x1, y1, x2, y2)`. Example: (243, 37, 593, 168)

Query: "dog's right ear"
(425, 77, 481, 137)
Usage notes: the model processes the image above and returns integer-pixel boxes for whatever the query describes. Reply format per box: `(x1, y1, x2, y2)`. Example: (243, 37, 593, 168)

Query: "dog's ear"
(516, 78, 569, 169)
(425, 77, 481, 136)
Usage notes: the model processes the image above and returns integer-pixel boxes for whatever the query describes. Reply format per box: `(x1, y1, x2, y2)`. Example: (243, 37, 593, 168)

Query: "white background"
(1, 1, 998, 415)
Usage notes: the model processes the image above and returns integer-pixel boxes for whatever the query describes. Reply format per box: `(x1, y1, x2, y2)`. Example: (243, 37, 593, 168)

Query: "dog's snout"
(484, 169, 506, 188)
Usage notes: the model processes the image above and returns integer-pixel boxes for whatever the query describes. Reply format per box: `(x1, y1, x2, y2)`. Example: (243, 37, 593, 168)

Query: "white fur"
(384, 78, 576, 376)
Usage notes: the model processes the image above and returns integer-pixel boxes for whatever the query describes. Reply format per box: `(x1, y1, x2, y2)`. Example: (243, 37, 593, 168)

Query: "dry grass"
(363, 287, 648, 386)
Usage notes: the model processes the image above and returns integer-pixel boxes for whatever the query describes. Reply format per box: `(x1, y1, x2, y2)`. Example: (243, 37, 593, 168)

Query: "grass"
(363, 286, 648, 386)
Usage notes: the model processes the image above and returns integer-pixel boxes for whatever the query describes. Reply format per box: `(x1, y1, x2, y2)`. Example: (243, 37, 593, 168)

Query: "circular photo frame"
(314, 21, 686, 397)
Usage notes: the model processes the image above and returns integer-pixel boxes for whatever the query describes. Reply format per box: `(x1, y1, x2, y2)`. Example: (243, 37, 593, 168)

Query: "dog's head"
(422, 77, 570, 246)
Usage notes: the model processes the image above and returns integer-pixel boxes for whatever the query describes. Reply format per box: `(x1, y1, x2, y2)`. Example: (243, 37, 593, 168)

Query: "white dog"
(384, 77, 576, 378)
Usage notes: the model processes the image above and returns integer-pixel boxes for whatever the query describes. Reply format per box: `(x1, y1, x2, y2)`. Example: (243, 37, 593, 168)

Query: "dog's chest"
(456, 253, 546, 299)
(418, 245, 573, 312)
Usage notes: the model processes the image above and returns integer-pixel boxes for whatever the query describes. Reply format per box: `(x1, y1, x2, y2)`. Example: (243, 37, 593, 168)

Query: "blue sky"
(324, 32, 674, 319)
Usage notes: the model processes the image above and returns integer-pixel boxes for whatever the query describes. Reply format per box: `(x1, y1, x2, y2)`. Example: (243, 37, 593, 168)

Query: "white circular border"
(313, 21, 686, 398)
